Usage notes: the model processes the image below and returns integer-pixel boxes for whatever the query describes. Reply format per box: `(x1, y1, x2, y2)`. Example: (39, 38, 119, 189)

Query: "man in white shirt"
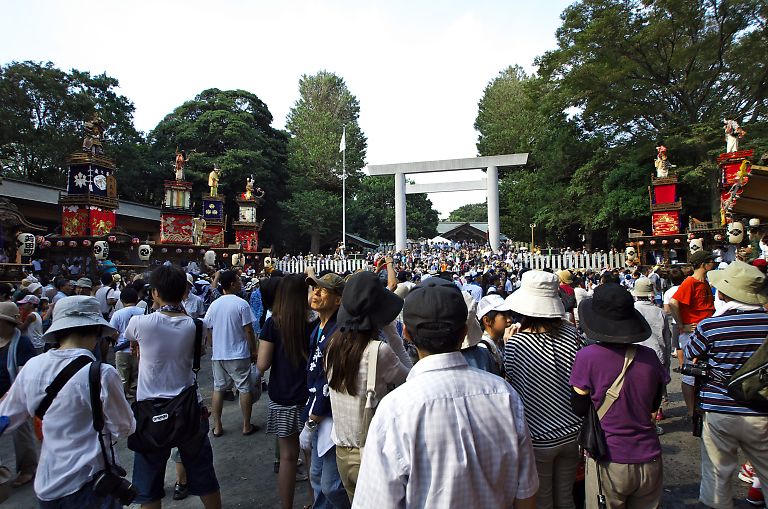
(109, 288, 145, 401)
(353, 278, 538, 509)
(126, 265, 222, 508)
(203, 271, 258, 436)
(94, 273, 117, 319)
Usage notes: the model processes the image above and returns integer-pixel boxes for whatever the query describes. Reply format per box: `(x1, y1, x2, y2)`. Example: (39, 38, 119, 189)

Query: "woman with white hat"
(504, 270, 585, 509)
(0, 296, 135, 507)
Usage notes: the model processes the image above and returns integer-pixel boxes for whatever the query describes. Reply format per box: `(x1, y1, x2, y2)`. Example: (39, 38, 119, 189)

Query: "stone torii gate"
(367, 154, 528, 252)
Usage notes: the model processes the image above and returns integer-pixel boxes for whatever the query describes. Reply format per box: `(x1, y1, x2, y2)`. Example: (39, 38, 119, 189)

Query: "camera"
(93, 465, 138, 506)
(680, 362, 709, 378)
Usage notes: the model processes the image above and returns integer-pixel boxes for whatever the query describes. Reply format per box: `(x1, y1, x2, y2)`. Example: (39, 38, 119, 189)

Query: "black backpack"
(727, 335, 768, 412)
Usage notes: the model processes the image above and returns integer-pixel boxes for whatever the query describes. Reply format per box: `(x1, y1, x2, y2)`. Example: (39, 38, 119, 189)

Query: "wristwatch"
(307, 419, 319, 431)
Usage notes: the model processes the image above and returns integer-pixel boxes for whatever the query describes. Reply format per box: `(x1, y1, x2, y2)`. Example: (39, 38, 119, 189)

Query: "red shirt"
(672, 276, 714, 325)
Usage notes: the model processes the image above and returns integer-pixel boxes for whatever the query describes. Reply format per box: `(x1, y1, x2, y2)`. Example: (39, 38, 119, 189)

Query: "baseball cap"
(17, 295, 40, 306)
(690, 250, 714, 267)
(476, 294, 512, 321)
(306, 273, 345, 295)
(404, 278, 468, 340)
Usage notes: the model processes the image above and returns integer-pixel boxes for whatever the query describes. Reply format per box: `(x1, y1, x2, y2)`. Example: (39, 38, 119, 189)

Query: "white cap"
(476, 294, 512, 321)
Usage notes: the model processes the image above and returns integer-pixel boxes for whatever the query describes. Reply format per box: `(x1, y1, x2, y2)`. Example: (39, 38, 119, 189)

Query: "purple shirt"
(570, 343, 670, 464)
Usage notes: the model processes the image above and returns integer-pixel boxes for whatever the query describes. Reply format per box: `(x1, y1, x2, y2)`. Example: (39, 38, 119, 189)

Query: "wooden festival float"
(627, 121, 766, 267)
(45, 115, 149, 278)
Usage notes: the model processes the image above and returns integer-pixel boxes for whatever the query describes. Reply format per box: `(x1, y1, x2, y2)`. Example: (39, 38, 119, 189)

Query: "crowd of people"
(0, 243, 765, 509)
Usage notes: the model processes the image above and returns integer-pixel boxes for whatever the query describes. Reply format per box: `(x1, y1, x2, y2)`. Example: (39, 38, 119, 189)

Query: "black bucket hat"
(337, 271, 403, 332)
(578, 283, 651, 344)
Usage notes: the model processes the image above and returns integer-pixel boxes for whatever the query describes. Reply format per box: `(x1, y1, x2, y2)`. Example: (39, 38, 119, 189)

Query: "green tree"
(538, 0, 768, 224)
(539, 0, 768, 138)
(348, 175, 438, 242)
(0, 61, 145, 195)
(448, 202, 487, 222)
(149, 89, 289, 246)
(282, 71, 367, 252)
(475, 67, 596, 246)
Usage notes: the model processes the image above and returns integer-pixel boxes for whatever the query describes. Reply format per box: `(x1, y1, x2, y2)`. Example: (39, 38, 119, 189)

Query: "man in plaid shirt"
(353, 278, 538, 508)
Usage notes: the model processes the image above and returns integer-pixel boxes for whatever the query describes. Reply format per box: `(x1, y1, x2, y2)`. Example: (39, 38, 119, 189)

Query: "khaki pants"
(585, 456, 662, 509)
(534, 441, 579, 509)
(700, 412, 768, 509)
(335, 446, 361, 503)
(115, 351, 138, 401)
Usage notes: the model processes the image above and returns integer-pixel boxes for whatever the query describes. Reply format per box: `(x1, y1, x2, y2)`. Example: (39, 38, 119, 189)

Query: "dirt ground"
(0, 362, 757, 508)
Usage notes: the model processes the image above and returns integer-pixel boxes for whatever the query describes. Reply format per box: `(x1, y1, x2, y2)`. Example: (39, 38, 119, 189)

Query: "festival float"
(153, 155, 271, 273)
(628, 119, 766, 265)
(626, 145, 687, 265)
(0, 197, 45, 282)
(46, 114, 149, 278)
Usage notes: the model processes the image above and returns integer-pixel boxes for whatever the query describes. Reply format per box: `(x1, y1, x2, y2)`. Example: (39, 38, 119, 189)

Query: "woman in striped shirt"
(504, 270, 584, 509)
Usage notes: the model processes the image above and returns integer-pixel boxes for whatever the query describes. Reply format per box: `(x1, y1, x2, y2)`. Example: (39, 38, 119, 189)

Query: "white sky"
(2, 0, 570, 218)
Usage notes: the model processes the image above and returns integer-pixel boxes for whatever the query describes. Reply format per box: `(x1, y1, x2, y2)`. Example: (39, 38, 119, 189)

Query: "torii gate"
(367, 154, 528, 252)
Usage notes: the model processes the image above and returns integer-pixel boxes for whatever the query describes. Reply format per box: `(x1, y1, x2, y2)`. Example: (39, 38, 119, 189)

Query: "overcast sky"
(2, 0, 570, 217)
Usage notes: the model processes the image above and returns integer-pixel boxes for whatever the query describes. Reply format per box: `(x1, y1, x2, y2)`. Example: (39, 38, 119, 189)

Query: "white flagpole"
(341, 126, 346, 253)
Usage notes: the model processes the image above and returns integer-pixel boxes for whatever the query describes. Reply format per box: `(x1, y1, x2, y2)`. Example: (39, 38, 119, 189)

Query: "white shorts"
(212, 358, 251, 393)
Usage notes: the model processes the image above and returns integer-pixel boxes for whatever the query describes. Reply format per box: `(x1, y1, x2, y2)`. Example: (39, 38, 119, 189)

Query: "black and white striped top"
(504, 322, 584, 448)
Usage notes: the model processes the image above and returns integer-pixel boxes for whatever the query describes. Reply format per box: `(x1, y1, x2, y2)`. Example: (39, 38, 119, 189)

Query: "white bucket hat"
(504, 270, 565, 318)
(41, 296, 116, 342)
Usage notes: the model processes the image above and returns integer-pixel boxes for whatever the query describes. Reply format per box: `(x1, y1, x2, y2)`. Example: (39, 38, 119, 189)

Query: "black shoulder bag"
(127, 318, 204, 453)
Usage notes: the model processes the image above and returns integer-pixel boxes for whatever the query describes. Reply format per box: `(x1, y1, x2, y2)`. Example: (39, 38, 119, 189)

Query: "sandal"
(242, 424, 259, 436)
(173, 482, 188, 500)
(212, 428, 224, 437)
(12, 472, 34, 488)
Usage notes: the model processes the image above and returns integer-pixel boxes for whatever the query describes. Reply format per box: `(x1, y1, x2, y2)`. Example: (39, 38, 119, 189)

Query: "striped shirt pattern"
(504, 323, 584, 447)
(686, 310, 768, 415)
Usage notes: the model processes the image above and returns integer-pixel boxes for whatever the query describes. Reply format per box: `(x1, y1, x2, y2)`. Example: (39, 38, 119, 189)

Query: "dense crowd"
(0, 244, 765, 509)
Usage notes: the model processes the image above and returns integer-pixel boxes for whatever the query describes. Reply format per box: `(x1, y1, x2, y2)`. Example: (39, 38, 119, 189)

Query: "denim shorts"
(132, 419, 220, 503)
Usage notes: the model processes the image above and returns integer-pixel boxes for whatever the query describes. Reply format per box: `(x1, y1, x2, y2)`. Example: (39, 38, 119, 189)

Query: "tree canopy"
(348, 175, 438, 242)
(0, 61, 144, 196)
(477, 0, 768, 248)
(281, 71, 368, 253)
(448, 202, 487, 223)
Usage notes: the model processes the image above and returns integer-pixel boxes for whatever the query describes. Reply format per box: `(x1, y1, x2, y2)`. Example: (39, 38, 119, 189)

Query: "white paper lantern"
(138, 244, 152, 261)
(689, 238, 703, 253)
(93, 241, 109, 260)
(16, 233, 35, 256)
(728, 222, 744, 244)
(204, 250, 216, 267)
